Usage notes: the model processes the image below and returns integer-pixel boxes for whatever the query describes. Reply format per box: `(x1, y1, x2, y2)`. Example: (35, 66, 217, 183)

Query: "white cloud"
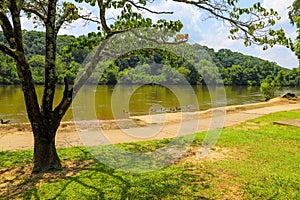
(186, 17, 298, 69)
(59, 6, 98, 36)
(253, 45, 298, 68)
(20, 16, 45, 32)
(58, 21, 96, 36)
(262, 0, 294, 22)
(262, 0, 296, 38)
(146, 1, 203, 33)
(20, 6, 98, 36)
(197, 21, 253, 49)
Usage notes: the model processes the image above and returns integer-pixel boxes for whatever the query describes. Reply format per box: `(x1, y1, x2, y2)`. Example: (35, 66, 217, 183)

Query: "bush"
(260, 76, 280, 101)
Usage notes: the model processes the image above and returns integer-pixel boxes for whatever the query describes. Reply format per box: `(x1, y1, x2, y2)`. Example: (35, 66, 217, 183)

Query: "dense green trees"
(1, 31, 300, 86)
(0, 52, 19, 84)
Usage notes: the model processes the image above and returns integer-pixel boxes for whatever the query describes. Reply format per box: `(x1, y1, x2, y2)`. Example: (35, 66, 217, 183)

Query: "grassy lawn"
(1, 110, 300, 199)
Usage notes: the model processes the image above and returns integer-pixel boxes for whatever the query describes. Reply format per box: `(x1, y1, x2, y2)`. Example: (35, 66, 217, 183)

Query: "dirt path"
(1, 97, 300, 151)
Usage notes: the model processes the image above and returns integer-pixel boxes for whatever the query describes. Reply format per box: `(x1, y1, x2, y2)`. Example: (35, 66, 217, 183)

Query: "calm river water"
(0, 85, 299, 122)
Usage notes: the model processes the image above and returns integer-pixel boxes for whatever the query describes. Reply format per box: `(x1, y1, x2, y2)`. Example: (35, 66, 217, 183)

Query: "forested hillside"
(0, 30, 299, 86)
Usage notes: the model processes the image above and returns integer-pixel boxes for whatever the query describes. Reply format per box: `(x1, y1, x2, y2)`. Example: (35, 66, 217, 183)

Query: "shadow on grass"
(0, 147, 93, 199)
(1, 146, 212, 199)
(32, 161, 211, 200)
(53, 163, 130, 200)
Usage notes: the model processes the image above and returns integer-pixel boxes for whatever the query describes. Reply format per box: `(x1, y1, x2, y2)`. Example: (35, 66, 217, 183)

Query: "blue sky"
(19, 0, 299, 69)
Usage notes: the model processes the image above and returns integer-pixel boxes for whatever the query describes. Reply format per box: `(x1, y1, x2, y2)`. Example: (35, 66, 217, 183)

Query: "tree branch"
(72, 38, 109, 95)
(55, 2, 79, 34)
(172, 0, 254, 40)
(3, 0, 42, 124)
(78, 14, 101, 24)
(55, 7, 72, 33)
(172, 0, 283, 47)
(0, 11, 16, 47)
(53, 1, 186, 121)
(0, 42, 16, 58)
(41, 0, 58, 116)
(9, 0, 26, 52)
(129, 29, 188, 45)
(97, 0, 111, 34)
(24, 0, 48, 16)
(53, 77, 73, 122)
(22, 6, 46, 22)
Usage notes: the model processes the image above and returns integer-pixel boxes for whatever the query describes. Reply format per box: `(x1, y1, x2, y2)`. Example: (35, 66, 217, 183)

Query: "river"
(0, 85, 299, 123)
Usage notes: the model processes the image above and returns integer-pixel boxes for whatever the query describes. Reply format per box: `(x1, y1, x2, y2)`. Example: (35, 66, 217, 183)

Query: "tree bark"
(32, 121, 61, 172)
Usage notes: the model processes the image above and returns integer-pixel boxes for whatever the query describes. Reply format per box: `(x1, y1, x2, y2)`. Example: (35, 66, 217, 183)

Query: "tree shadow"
(0, 147, 94, 199)
(41, 161, 212, 200)
(1, 146, 212, 199)
(0, 158, 95, 199)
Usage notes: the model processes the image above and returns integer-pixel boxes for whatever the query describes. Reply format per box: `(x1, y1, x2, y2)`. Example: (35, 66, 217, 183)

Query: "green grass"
(1, 110, 300, 199)
(0, 150, 33, 168)
(0, 146, 94, 168)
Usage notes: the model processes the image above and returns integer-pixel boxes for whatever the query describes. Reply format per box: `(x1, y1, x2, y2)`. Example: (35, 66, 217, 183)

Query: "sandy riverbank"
(130, 96, 299, 124)
(0, 96, 299, 151)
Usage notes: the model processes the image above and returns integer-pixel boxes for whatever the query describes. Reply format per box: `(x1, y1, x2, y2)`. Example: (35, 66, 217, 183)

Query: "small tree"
(260, 75, 281, 100)
(0, 0, 288, 172)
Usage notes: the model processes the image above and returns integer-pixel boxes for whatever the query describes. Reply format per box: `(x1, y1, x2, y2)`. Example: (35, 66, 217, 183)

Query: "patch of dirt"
(0, 123, 32, 135)
(180, 146, 237, 164)
(214, 172, 245, 200)
(0, 119, 148, 135)
(179, 146, 245, 199)
(236, 122, 269, 130)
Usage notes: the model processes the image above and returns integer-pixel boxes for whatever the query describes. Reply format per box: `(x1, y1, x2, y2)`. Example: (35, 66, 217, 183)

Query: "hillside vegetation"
(0, 30, 299, 86)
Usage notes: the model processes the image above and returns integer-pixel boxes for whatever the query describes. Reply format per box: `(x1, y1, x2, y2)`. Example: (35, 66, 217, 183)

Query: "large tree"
(0, 0, 287, 172)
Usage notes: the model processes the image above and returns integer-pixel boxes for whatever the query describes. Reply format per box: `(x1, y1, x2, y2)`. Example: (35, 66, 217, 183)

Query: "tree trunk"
(32, 1, 61, 173)
(32, 123, 61, 172)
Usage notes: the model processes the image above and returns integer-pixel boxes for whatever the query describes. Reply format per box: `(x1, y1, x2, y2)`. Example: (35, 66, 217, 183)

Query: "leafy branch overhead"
(75, 1, 290, 48)
(172, 0, 292, 50)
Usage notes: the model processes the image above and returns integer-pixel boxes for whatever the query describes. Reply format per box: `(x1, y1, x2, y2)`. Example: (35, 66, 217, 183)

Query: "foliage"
(0, 52, 19, 84)
(260, 75, 281, 100)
